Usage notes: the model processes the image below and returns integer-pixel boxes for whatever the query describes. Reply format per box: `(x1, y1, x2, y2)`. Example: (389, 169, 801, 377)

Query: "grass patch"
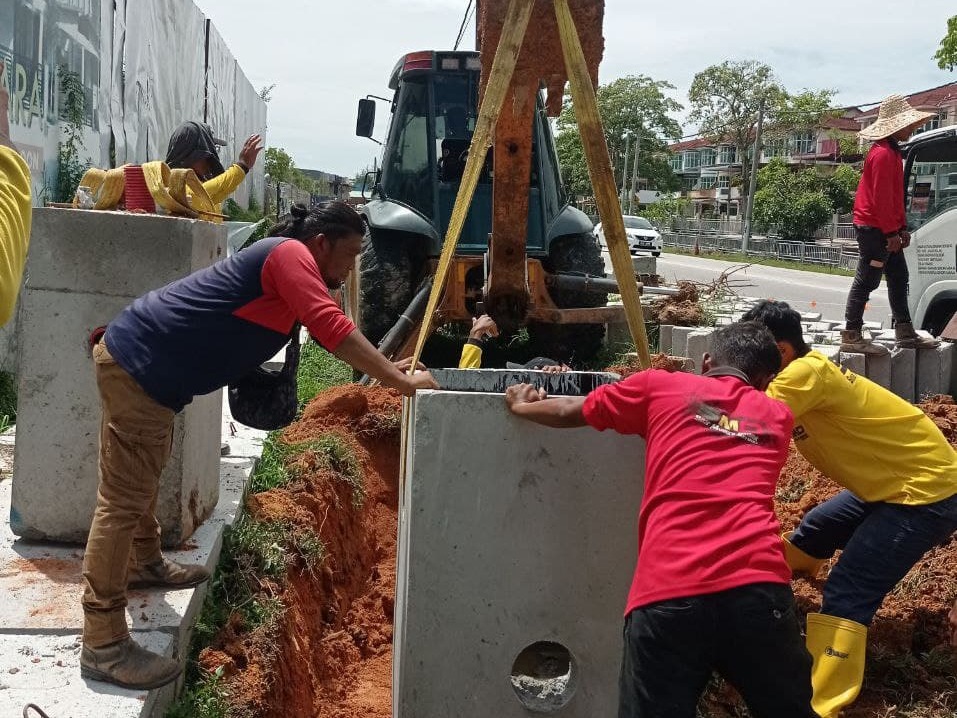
(166, 669, 235, 718)
(665, 247, 854, 277)
(297, 341, 352, 407)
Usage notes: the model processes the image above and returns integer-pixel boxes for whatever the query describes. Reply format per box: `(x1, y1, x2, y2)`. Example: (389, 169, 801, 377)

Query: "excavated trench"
(198, 384, 957, 718)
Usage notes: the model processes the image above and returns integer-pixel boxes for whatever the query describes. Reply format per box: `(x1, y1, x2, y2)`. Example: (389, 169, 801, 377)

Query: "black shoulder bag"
(228, 324, 302, 430)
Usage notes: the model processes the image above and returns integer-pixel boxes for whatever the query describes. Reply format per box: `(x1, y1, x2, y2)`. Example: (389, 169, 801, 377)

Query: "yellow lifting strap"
(408, 0, 535, 370)
(553, 0, 651, 368)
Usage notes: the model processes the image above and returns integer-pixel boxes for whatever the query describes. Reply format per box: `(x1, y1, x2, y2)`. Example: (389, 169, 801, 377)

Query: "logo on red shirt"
(691, 401, 762, 445)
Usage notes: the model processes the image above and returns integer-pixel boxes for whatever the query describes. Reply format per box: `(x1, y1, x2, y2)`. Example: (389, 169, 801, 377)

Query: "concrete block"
(863, 320, 883, 331)
(891, 348, 916, 403)
(916, 343, 955, 400)
(671, 326, 695, 358)
(864, 353, 891, 390)
(604, 320, 633, 350)
(839, 352, 866, 377)
(396, 379, 644, 718)
(812, 345, 841, 364)
(632, 255, 657, 276)
(800, 312, 823, 322)
(686, 328, 715, 373)
(11, 210, 227, 546)
(807, 321, 838, 332)
(659, 324, 674, 355)
(714, 315, 734, 326)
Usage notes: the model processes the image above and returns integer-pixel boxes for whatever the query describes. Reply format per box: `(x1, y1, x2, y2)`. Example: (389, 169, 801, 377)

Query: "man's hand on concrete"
(238, 134, 264, 169)
(400, 369, 438, 397)
(505, 383, 547, 411)
(886, 233, 903, 253)
(539, 364, 571, 374)
(470, 314, 499, 341)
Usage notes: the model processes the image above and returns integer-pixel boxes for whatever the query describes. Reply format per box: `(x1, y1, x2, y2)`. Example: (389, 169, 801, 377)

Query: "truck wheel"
(528, 232, 607, 364)
(358, 228, 413, 350)
(922, 299, 957, 337)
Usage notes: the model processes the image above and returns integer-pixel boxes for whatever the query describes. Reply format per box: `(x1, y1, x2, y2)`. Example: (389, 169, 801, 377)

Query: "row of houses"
(663, 81, 957, 218)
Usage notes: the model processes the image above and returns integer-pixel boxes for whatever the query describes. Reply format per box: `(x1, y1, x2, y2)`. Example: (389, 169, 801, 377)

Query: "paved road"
(602, 251, 891, 326)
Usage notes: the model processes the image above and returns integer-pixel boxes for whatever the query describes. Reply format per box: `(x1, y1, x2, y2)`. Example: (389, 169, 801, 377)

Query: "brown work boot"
(839, 329, 889, 356)
(895, 322, 939, 349)
(80, 636, 181, 690)
(128, 557, 210, 590)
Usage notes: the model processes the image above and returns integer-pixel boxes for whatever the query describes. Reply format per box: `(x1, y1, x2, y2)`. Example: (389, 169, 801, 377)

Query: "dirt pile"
(200, 385, 401, 718)
(647, 280, 704, 326)
(605, 353, 692, 378)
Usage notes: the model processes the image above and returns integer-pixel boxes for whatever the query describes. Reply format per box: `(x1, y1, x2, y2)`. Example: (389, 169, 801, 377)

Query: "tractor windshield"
(380, 70, 480, 220)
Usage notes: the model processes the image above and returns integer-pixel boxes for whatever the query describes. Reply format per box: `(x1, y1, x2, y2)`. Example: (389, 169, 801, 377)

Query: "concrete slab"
(800, 312, 823, 322)
(840, 352, 866, 377)
(686, 329, 715, 373)
(864, 353, 892, 390)
(658, 325, 674, 356)
(811, 345, 841, 364)
(671, 326, 695, 359)
(12, 210, 227, 546)
(395, 381, 644, 718)
(632, 256, 656, 276)
(0, 632, 175, 718)
(917, 343, 955, 400)
(891, 348, 917, 403)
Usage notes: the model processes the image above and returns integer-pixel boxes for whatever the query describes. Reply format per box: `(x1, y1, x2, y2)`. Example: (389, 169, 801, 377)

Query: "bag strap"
(278, 323, 302, 379)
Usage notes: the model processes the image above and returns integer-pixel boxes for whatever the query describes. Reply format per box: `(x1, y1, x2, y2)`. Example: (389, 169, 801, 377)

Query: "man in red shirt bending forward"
(505, 322, 815, 718)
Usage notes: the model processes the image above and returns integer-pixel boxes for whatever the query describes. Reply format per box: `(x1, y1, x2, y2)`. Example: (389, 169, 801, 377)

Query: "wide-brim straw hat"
(859, 94, 936, 141)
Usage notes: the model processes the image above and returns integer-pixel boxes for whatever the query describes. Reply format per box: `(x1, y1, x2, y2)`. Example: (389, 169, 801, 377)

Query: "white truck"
(903, 125, 957, 334)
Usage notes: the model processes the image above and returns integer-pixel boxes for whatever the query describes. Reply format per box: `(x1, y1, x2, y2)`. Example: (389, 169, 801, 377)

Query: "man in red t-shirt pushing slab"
(505, 322, 815, 718)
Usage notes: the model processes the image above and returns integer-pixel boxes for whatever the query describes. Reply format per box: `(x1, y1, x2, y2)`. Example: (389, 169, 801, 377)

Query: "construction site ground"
(177, 353, 957, 718)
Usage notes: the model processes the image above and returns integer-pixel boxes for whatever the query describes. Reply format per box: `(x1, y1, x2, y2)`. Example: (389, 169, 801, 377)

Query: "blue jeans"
(791, 489, 957, 625)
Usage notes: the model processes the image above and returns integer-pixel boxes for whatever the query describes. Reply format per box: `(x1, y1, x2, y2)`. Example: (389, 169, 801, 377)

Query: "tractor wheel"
(528, 232, 607, 364)
(358, 228, 414, 350)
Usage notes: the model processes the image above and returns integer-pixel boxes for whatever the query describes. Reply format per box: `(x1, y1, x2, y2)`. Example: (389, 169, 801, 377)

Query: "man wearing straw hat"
(841, 95, 939, 354)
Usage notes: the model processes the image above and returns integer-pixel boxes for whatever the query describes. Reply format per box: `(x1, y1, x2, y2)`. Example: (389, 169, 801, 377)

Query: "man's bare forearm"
(510, 396, 587, 428)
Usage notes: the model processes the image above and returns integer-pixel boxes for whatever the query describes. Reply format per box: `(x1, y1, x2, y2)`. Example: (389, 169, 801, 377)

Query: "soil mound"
(647, 281, 704, 326)
(606, 353, 691, 378)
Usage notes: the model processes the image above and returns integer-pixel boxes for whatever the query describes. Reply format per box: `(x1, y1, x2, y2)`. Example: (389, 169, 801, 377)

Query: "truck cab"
(902, 125, 957, 334)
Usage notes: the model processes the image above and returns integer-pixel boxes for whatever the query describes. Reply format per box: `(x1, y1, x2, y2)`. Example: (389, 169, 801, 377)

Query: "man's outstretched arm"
(505, 383, 587, 428)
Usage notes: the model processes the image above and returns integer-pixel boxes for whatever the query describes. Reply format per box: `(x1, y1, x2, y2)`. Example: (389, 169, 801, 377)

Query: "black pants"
(618, 583, 815, 718)
(844, 226, 911, 331)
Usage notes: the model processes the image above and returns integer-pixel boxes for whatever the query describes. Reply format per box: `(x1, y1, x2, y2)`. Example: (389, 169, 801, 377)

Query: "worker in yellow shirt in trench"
(0, 86, 31, 326)
(164, 121, 263, 221)
(743, 300, 957, 718)
(458, 314, 571, 371)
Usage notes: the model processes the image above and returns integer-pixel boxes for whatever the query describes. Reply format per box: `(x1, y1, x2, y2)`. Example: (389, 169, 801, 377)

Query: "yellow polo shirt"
(0, 145, 31, 326)
(459, 343, 482, 368)
(767, 351, 957, 505)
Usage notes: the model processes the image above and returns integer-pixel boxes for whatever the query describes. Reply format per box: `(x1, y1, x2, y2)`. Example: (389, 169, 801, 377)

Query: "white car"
(593, 215, 662, 256)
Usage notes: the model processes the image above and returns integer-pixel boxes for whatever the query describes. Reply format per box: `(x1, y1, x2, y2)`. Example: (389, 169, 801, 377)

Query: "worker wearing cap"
(506, 322, 816, 718)
(743, 300, 957, 717)
(165, 121, 263, 222)
(0, 86, 30, 326)
(841, 95, 939, 355)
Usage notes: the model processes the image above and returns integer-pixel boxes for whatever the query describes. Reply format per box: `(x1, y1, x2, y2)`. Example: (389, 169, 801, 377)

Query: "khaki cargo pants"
(82, 340, 175, 648)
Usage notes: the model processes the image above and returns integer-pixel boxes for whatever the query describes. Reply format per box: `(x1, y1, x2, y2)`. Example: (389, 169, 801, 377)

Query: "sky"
(193, 0, 956, 177)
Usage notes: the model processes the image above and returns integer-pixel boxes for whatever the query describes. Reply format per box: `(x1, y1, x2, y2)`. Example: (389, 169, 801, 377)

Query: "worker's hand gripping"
(505, 383, 547, 412)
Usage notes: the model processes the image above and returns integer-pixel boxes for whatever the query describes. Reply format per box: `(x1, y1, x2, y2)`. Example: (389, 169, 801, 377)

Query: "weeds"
(297, 342, 352, 407)
(166, 667, 237, 718)
(0, 371, 16, 425)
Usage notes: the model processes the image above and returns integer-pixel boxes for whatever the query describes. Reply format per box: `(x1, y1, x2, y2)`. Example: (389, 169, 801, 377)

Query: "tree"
(752, 159, 859, 241)
(264, 147, 295, 184)
(556, 74, 683, 198)
(688, 61, 835, 215)
(936, 15, 957, 71)
(259, 83, 277, 103)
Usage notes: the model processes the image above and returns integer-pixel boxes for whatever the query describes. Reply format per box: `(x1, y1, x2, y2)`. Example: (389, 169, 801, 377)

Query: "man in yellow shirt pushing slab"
(743, 300, 957, 718)
(0, 86, 31, 326)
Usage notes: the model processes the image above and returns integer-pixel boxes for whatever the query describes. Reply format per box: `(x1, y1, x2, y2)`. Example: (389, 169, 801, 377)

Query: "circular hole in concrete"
(509, 640, 578, 712)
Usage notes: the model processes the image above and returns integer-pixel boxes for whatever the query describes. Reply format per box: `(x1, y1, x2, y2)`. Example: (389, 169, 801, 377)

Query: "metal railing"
(661, 231, 859, 269)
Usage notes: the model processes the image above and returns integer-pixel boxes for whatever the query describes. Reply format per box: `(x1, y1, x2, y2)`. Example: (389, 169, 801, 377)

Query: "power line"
(453, 0, 475, 51)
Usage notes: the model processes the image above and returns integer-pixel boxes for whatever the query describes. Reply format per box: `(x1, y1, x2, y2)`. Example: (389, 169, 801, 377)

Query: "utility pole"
(620, 132, 631, 213)
(629, 130, 640, 215)
(742, 99, 765, 254)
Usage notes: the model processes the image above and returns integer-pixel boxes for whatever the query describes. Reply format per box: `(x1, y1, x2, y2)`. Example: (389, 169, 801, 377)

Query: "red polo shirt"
(853, 139, 906, 235)
(582, 369, 794, 614)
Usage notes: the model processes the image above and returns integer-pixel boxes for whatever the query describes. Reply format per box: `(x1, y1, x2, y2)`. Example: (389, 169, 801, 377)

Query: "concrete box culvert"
(394, 371, 645, 717)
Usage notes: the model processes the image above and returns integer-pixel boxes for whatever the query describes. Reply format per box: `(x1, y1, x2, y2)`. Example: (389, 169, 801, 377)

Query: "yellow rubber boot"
(782, 532, 825, 578)
(806, 613, 867, 718)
